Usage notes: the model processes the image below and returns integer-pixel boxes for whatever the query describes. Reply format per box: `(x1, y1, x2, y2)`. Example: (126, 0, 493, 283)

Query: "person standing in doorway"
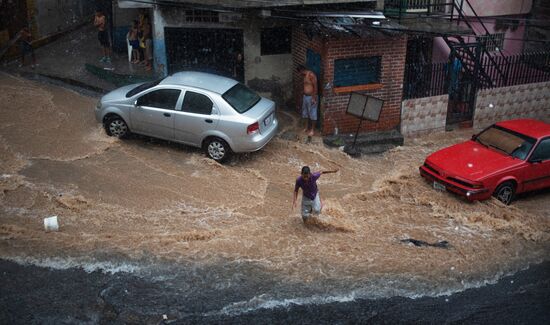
(128, 20, 140, 63)
(141, 16, 153, 71)
(293, 166, 338, 223)
(94, 9, 111, 63)
(298, 65, 318, 136)
(19, 27, 36, 68)
(233, 52, 244, 83)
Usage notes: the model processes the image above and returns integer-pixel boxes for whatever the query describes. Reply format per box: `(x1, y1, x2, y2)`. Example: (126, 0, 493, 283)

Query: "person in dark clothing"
(94, 9, 111, 63)
(19, 27, 36, 68)
(233, 52, 244, 83)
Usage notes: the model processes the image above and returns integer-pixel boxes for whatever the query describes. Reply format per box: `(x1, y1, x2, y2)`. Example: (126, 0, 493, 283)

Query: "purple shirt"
(295, 172, 321, 200)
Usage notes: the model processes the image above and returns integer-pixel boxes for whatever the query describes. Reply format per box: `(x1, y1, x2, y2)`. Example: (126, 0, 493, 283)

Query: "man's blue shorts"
(302, 95, 318, 120)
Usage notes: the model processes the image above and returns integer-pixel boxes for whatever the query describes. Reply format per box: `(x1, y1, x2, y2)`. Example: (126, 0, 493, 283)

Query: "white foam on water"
(3, 255, 142, 274)
(206, 264, 534, 317)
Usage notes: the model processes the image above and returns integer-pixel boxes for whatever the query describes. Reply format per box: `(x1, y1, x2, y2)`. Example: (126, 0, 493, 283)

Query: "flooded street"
(1, 72, 549, 319)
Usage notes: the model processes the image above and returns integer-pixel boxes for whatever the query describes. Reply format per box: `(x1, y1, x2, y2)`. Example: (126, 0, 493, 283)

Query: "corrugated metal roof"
(156, 0, 377, 8)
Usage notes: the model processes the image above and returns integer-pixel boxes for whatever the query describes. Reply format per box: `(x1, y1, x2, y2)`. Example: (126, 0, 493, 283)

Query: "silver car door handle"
(205, 119, 213, 123)
(163, 113, 171, 117)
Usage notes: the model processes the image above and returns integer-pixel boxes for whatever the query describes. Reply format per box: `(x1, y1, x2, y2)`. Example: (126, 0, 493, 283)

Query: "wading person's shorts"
(301, 193, 321, 221)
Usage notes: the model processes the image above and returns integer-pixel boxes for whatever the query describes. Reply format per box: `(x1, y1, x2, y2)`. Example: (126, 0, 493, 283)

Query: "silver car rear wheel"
(106, 117, 129, 138)
(206, 138, 230, 162)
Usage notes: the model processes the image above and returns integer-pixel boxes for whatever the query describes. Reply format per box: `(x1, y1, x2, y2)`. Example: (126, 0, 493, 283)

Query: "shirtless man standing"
(298, 65, 318, 136)
(94, 9, 111, 63)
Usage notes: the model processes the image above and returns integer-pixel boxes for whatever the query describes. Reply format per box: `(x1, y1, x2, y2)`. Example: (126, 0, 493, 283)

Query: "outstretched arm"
(292, 190, 299, 210)
(320, 169, 339, 175)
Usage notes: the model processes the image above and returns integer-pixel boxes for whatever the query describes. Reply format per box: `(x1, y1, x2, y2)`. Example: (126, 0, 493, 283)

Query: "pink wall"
(432, 18, 527, 62)
(462, 0, 532, 17)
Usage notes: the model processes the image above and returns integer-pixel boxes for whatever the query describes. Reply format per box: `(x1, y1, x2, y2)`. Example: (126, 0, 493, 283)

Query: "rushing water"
(1, 73, 549, 317)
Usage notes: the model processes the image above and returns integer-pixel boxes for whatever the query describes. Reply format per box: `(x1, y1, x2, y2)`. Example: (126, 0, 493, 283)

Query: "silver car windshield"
(125, 78, 164, 98)
(222, 84, 261, 113)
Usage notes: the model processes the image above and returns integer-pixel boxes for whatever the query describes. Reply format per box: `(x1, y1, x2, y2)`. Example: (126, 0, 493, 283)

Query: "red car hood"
(426, 141, 522, 181)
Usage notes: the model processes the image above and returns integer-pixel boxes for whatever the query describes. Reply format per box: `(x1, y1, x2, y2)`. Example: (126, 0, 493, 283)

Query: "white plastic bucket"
(44, 216, 59, 232)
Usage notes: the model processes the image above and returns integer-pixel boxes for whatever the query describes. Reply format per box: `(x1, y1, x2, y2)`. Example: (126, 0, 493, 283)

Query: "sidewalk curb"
(35, 72, 108, 94)
(3, 69, 108, 94)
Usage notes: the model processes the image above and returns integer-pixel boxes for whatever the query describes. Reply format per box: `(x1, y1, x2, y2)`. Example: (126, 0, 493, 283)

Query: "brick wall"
(292, 28, 407, 135)
(474, 81, 550, 129)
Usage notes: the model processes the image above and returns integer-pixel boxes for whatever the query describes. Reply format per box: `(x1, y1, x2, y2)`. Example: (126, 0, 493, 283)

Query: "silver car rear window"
(222, 84, 261, 113)
(126, 78, 164, 98)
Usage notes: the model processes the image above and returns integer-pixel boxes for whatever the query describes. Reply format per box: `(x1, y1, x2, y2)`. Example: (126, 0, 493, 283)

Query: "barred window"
(333, 56, 381, 87)
(261, 27, 291, 55)
(185, 10, 219, 23)
(477, 33, 505, 52)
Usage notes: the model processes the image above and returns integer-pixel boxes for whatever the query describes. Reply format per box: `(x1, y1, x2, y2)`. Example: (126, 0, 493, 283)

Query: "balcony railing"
(384, 0, 449, 14)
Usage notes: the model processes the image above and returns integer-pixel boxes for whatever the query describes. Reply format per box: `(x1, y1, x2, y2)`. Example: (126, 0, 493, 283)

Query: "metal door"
(306, 48, 322, 128)
(174, 90, 219, 146)
(446, 45, 480, 126)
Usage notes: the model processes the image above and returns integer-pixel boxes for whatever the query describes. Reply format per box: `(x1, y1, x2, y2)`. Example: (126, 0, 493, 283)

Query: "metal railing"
(403, 51, 550, 99)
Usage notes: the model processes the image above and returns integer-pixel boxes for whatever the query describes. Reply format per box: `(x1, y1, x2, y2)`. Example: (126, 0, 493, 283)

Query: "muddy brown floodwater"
(1, 72, 549, 307)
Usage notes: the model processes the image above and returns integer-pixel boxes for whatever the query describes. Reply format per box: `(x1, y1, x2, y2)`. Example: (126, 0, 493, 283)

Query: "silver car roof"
(160, 71, 239, 95)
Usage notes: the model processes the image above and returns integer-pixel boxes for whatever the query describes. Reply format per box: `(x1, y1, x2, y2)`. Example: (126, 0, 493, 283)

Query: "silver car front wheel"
(106, 117, 129, 138)
(206, 138, 230, 162)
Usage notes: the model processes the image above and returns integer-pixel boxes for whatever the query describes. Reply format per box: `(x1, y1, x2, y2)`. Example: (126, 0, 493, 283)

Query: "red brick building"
(292, 26, 407, 136)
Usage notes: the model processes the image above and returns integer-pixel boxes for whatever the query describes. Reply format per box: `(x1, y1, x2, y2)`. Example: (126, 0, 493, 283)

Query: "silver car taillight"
(247, 122, 259, 135)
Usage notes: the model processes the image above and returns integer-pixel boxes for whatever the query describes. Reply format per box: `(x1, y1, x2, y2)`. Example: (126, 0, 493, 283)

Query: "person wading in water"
(293, 166, 338, 223)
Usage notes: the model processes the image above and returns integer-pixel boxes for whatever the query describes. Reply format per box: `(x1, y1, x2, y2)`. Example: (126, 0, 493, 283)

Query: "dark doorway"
(0, 1, 28, 38)
(306, 48, 322, 129)
(165, 28, 243, 79)
(446, 44, 480, 127)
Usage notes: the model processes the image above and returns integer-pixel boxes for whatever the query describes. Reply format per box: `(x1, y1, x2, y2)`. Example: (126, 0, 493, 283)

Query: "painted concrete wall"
(243, 17, 293, 103)
(432, 19, 527, 62)
(32, 0, 94, 39)
(474, 81, 550, 129)
(464, 0, 532, 17)
(152, 8, 168, 77)
(151, 7, 293, 102)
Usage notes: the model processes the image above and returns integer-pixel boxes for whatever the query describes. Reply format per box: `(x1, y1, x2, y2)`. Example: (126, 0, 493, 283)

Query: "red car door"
(522, 138, 550, 192)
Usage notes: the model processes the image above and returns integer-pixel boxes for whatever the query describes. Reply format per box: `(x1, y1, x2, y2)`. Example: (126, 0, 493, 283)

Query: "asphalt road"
(1, 259, 549, 324)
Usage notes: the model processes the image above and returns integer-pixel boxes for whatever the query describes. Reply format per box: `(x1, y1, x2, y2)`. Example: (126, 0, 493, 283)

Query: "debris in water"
(43, 216, 59, 232)
(400, 238, 450, 249)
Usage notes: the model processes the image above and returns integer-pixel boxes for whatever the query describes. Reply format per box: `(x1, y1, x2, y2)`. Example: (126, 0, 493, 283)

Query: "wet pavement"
(2, 25, 153, 93)
(1, 259, 549, 324)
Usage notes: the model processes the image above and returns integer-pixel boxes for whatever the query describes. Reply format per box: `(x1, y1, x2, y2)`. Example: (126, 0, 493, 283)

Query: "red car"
(420, 119, 550, 205)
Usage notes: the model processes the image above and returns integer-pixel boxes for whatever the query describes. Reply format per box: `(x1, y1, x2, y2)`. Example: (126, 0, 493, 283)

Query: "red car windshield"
(475, 125, 536, 160)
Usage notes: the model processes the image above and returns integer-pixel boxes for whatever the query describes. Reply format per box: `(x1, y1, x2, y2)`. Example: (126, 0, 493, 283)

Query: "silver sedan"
(95, 71, 278, 162)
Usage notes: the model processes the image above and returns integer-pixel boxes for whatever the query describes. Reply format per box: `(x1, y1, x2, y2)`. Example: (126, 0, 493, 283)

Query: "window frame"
(180, 90, 215, 116)
(332, 56, 382, 93)
(135, 88, 182, 111)
(260, 27, 292, 56)
(476, 32, 505, 52)
(529, 137, 550, 162)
